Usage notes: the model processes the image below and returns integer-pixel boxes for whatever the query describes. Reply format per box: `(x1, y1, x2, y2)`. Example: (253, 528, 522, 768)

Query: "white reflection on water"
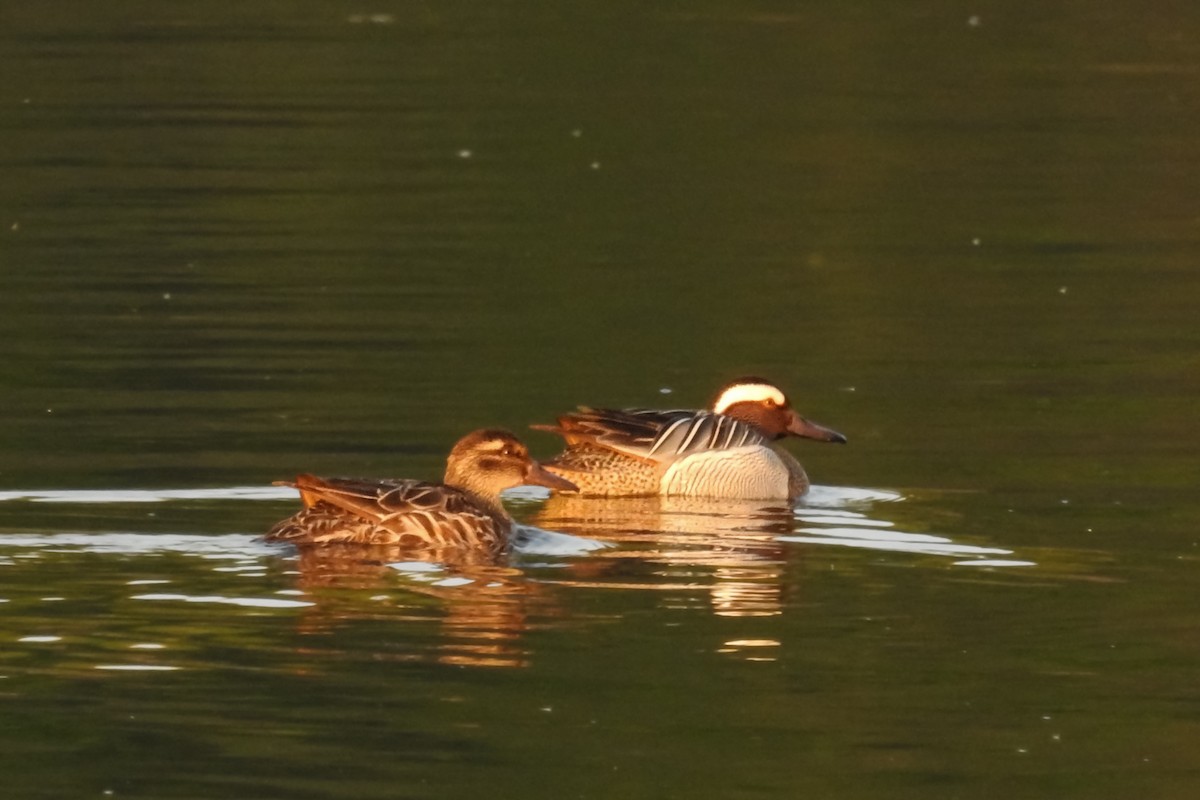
(781, 528, 1013, 557)
(130, 593, 314, 609)
(0, 532, 272, 558)
(802, 485, 905, 507)
(0, 486, 294, 503)
(717, 638, 781, 662)
(790, 488, 1025, 562)
(0, 485, 557, 505)
(512, 525, 610, 557)
(94, 665, 181, 672)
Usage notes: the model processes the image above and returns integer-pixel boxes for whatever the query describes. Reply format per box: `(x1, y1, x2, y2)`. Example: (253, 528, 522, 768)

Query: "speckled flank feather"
(544, 443, 661, 496)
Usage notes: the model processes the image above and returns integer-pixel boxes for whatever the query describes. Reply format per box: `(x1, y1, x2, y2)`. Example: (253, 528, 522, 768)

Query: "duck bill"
(524, 461, 579, 492)
(787, 413, 847, 444)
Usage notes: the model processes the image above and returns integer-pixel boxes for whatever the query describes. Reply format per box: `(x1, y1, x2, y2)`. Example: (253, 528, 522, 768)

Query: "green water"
(2, 2, 1199, 798)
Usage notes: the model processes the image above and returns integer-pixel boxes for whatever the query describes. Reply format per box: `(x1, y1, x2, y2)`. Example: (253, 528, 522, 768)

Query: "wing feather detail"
(268, 474, 506, 549)
(544, 408, 769, 463)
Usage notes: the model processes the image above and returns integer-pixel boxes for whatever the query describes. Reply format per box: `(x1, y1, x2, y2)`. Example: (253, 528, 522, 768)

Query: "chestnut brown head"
(712, 377, 847, 444)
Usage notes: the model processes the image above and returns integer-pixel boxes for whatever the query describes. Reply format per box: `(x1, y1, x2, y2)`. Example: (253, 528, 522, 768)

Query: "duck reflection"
(277, 542, 550, 670)
(532, 494, 797, 618)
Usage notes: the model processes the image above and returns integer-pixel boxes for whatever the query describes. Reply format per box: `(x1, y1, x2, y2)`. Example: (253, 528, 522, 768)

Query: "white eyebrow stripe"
(713, 383, 786, 413)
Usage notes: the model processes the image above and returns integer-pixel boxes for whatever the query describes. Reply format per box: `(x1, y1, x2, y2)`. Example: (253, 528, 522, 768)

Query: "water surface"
(3, 2, 1199, 798)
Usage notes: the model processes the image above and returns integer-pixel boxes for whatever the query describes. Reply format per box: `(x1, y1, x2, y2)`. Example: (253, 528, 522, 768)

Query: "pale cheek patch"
(713, 383, 787, 414)
(477, 439, 524, 457)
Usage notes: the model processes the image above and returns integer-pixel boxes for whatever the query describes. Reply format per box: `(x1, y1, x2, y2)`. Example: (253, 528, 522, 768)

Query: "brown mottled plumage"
(534, 378, 846, 501)
(266, 429, 576, 553)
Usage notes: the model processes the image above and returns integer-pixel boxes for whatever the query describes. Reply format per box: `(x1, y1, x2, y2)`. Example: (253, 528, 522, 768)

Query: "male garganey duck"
(266, 429, 577, 552)
(533, 377, 846, 501)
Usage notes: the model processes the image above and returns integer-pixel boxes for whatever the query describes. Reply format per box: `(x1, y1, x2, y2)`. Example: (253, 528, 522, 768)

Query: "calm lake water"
(3, 2, 1199, 798)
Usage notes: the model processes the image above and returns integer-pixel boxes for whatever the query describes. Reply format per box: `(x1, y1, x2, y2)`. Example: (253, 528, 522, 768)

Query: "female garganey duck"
(533, 377, 846, 501)
(266, 429, 577, 552)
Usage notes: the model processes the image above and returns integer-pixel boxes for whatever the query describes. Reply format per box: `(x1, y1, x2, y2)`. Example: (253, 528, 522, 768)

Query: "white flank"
(659, 447, 790, 499)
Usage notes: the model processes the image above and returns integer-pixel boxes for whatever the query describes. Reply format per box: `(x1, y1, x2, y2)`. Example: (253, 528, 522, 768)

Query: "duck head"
(445, 429, 579, 498)
(712, 377, 847, 444)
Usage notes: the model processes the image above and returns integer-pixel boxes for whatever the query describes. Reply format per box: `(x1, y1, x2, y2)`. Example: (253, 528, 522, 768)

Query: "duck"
(266, 429, 577, 552)
(532, 377, 846, 500)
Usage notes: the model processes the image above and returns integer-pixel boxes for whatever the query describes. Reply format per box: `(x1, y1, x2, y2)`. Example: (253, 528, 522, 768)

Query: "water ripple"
(0, 486, 294, 503)
(130, 593, 314, 609)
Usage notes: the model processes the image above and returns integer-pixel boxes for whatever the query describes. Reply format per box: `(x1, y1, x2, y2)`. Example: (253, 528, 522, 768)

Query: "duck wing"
(268, 474, 504, 548)
(539, 408, 769, 463)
